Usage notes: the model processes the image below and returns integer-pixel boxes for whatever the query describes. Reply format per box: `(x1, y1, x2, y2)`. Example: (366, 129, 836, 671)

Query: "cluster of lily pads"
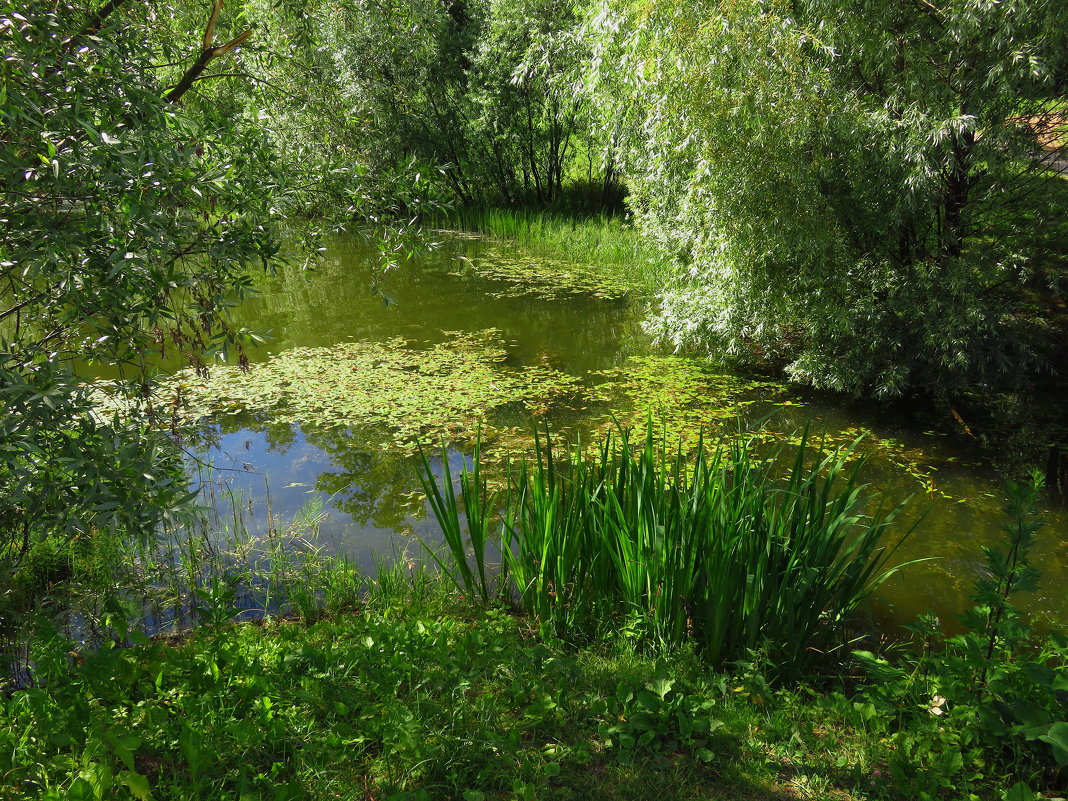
(451, 249, 633, 301)
(95, 330, 583, 452)
(91, 332, 958, 498)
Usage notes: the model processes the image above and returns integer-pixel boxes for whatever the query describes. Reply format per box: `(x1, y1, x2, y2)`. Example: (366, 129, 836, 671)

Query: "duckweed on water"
(451, 248, 634, 300)
(99, 330, 585, 451)
(589, 356, 956, 497)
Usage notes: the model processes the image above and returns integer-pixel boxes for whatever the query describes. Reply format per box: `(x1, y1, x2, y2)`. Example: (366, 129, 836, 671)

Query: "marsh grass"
(426, 206, 669, 291)
(0, 472, 371, 693)
(422, 424, 912, 680)
(133, 485, 372, 633)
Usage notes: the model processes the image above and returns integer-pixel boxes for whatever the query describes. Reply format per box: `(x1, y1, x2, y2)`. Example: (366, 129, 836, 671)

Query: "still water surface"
(185, 233, 1067, 633)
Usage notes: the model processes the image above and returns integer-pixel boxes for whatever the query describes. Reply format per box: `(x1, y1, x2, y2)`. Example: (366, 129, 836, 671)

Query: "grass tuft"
(425, 206, 670, 292)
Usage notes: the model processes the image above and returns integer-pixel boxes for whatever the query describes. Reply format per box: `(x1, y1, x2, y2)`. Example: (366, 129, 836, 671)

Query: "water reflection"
(178, 231, 1065, 632)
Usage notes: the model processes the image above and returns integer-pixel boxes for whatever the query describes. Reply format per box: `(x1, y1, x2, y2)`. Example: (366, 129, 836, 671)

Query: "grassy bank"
(425, 206, 670, 293)
(1, 434, 1065, 800)
(1, 560, 1063, 801)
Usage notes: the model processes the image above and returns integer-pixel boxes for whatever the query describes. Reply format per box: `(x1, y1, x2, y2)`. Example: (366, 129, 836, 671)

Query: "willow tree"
(588, 0, 1066, 397)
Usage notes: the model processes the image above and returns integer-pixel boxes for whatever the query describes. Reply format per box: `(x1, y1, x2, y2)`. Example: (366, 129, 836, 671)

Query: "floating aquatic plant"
(90, 340, 962, 498)
(588, 355, 958, 497)
(451, 249, 634, 301)
(94, 330, 586, 453)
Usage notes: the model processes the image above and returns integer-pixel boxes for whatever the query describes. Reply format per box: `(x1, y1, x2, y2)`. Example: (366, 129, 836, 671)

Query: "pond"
(165, 232, 1067, 634)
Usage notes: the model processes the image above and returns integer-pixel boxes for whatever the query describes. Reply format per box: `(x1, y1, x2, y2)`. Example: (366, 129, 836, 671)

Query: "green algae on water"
(451, 248, 634, 301)
(99, 330, 585, 452)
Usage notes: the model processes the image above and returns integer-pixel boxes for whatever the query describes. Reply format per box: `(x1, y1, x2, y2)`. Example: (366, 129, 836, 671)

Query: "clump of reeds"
(420, 425, 911, 680)
(426, 206, 668, 289)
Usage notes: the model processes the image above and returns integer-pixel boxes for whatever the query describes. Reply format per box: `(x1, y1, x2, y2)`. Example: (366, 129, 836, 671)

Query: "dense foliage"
(0, 0, 284, 605)
(243, 0, 617, 209)
(2, 1, 1066, 797)
(1, 540, 1063, 799)
(586, 0, 1067, 397)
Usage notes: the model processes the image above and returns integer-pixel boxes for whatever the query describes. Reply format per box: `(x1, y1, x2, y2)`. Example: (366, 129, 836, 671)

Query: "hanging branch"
(164, 0, 252, 104)
(65, 0, 133, 51)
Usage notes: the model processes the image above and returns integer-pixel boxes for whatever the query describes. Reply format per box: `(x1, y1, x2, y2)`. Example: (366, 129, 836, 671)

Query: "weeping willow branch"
(65, 0, 132, 51)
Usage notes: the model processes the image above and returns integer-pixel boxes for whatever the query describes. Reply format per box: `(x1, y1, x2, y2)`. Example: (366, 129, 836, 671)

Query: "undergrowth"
(0, 450, 1064, 800)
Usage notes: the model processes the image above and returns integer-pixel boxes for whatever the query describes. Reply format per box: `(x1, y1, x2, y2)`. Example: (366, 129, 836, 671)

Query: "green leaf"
(128, 631, 152, 647)
(646, 677, 674, 700)
(1038, 722, 1068, 768)
(66, 778, 95, 801)
(1002, 781, 1037, 801)
(118, 771, 154, 801)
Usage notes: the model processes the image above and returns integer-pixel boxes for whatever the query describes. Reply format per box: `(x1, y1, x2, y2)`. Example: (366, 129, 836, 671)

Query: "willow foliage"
(587, 0, 1066, 397)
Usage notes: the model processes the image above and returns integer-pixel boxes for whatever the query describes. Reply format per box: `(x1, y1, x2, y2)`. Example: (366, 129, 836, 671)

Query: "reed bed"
(421, 426, 911, 680)
(426, 206, 669, 290)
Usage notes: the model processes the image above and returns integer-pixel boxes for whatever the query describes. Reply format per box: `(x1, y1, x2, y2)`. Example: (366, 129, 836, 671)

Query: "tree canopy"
(1, 0, 283, 563)
(587, 0, 1067, 397)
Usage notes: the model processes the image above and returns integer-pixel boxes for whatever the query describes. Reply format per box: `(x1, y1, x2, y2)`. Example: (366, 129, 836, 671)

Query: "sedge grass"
(426, 206, 670, 291)
(420, 424, 913, 680)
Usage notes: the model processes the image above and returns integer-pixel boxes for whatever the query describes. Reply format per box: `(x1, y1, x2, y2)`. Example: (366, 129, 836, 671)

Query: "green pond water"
(172, 232, 1066, 634)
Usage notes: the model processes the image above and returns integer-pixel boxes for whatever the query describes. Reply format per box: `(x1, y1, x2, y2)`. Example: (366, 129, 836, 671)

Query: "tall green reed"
(420, 424, 912, 680)
(425, 206, 668, 289)
(417, 443, 495, 602)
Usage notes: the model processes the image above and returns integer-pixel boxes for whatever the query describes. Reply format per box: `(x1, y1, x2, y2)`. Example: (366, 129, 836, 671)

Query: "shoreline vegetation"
(2, 426, 1066, 800)
(6, 208, 1066, 798)
(3, 0, 1066, 797)
(423, 207, 669, 294)
(424, 205, 1068, 489)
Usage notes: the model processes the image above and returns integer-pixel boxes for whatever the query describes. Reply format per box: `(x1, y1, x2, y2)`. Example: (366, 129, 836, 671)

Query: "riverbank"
(2, 562, 1062, 801)
(2, 455, 1064, 800)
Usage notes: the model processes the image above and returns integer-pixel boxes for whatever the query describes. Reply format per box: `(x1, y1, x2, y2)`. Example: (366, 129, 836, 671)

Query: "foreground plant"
(0, 572, 945, 801)
(855, 472, 1068, 797)
(421, 424, 910, 680)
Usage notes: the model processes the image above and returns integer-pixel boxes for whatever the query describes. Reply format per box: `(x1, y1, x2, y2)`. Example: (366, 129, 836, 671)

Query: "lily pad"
(452, 248, 634, 301)
(588, 355, 959, 497)
(94, 330, 585, 453)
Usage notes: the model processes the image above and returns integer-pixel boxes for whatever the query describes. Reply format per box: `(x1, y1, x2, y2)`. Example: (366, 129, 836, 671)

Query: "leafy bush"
(0, 0, 284, 652)
(854, 473, 1068, 797)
